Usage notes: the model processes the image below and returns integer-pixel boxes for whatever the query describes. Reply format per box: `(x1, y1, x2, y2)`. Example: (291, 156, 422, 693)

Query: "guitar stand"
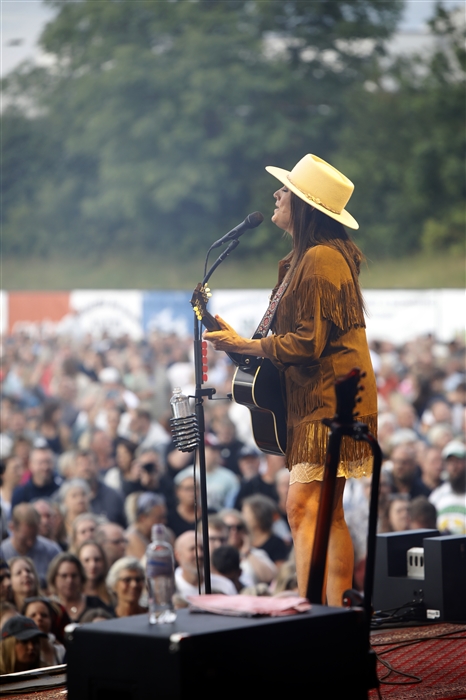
(305, 368, 382, 692)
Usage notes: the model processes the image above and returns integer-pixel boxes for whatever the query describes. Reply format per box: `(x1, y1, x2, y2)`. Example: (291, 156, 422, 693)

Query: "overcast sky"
(1, 0, 464, 77)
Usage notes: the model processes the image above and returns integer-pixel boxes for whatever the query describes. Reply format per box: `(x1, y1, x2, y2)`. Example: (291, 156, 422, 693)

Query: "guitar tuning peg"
(207, 292, 212, 298)
(205, 287, 210, 293)
(357, 385, 365, 392)
(356, 397, 362, 403)
(193, 305, 198, 312)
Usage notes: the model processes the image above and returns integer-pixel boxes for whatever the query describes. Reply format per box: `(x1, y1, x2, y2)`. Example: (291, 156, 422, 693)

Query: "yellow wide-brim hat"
(266, 154, 359, 230)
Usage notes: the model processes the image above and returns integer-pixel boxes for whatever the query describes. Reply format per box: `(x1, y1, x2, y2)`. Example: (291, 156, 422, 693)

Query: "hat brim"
(266, 165, 359, 230)
(14, 629, 47, 641)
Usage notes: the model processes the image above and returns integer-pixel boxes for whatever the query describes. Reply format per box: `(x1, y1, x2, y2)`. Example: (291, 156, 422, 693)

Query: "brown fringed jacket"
(260, 244, 377, 477)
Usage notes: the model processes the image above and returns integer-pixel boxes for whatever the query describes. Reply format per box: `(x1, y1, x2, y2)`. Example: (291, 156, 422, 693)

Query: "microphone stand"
(192, 238, 241, 594)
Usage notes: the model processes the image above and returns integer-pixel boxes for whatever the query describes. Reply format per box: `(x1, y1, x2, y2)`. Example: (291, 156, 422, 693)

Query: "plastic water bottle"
(146, 524, 176, 624)
(170, 387, 192, 419)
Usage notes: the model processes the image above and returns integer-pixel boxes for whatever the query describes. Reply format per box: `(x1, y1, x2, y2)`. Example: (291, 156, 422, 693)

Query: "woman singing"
(203, 154, 377, 605)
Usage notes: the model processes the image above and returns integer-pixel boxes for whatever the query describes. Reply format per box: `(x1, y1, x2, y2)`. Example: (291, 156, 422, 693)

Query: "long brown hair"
(286, 193, 367, 315)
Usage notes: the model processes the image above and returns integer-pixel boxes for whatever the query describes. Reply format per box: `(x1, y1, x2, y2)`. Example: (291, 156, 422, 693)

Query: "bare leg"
(287, 477, 353, 606)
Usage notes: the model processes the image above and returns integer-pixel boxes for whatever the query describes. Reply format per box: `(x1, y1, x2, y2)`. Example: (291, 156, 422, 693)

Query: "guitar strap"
(253, 279, 289, 339)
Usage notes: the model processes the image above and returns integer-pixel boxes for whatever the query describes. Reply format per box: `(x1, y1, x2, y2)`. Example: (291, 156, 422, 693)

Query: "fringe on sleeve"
(296, 275, 366, 333)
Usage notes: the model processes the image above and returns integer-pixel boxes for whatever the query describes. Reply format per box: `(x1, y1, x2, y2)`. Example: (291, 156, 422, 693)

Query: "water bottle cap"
(151, 524, 168, 541)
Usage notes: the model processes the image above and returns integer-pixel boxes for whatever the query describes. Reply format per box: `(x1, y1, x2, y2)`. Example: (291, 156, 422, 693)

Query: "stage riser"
(67, 607, 371, 699)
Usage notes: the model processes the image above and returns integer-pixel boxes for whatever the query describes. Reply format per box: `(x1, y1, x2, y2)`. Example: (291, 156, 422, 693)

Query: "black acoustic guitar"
(191, 284, 287, 455)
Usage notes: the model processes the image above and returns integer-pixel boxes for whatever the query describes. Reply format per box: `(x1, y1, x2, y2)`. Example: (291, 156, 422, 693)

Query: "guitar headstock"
(190, 283, 221, 332)
(191, 283, 212, 322)
(333, 368, 365, 426)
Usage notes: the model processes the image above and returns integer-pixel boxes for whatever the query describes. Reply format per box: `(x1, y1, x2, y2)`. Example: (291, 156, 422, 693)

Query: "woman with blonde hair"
(0, 615, 47, 675)
(77, 540, 115, 609)
(8, 556, 40, 612)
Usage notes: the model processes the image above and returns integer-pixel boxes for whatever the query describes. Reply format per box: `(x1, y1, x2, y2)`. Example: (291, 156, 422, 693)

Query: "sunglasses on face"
(226, 524, 246, 532)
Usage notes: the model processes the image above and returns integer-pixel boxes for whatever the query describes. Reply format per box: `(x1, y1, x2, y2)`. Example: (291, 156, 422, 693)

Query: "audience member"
(429, 440, 466, 534)
(22, 597, 66, 665)
(0, 559, 12, 602)
(0, 616, 47, 674)
(173, 530, 236, 598)
(72, 450, 126, 527)
(106, 557, 147, 617)
(125, 492, 167, 560)
(11, 446, 61, 509)
(8, 556, 40, 611)
(386, 444, 430, 499)
(408, 496, 438, 530)
(219, 509, 277, 586)
(387, 494, 411, 532)
(167, 468, 201, 537)
(242, 495, 290, 567)
(233, 447, 279, 510)
(0, 454, 25, 524)
(56, 479, 92, 540)
(201, 434, 239, 512)
(77, 540, 115, 609)
(95, 522, 127, 567)
(69, 513, 104, 554)
(103, 438, 139, 494)
(47, 552, 111, 622)
(419, 446, 444, 494)
(0, 504, 61, 588)
(211, 546, 243, 592)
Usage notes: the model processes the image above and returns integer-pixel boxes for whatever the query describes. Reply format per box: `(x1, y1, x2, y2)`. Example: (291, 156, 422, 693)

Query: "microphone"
(210, 211, 264, 250)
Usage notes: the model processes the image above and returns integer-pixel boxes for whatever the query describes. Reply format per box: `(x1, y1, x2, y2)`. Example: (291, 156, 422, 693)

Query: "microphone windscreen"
(247, 211, 264, 228)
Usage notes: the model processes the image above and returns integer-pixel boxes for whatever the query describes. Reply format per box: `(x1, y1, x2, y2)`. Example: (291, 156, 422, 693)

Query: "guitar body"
(232, 359, 287, 456)
(191, 283, 287, 456)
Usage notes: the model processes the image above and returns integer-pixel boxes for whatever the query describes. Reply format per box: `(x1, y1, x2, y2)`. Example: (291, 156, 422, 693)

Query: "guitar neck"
(199, 309, 257, 369)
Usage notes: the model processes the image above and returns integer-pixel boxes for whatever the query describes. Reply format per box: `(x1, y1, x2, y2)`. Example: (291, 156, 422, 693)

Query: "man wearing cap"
(0, 615, 47, 674)
(233, 447, 279, 510)
(429, 440, 466, 534)
(11, 445, 62, 509)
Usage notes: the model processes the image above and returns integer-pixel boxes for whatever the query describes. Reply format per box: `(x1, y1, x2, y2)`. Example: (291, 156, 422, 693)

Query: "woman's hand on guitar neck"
(203, 315, 263, 356)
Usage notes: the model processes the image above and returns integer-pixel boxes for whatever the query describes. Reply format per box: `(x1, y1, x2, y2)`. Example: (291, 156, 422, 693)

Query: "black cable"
(370, 600, 426, 628)
(370, 624, 466, 688)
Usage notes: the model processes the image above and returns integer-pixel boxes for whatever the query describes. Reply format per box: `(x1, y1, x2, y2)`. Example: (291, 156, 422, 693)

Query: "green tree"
(2, 0, 402, 257)
(334, 3, 465, 258)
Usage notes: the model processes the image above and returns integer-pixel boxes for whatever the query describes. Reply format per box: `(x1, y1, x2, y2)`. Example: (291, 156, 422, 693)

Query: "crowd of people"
(0, 326, 465, 673)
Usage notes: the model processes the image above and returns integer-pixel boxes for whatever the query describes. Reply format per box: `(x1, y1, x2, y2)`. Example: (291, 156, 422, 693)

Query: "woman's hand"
(203, 316, 263, 356)
(203, 316, 244, 352)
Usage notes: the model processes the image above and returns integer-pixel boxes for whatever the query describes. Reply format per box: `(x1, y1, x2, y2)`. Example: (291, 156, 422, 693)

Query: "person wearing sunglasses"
(218, 509, 277, 587)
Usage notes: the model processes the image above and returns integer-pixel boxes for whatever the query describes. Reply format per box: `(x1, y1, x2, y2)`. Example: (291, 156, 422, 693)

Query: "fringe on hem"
(286, 412, 378, 472)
